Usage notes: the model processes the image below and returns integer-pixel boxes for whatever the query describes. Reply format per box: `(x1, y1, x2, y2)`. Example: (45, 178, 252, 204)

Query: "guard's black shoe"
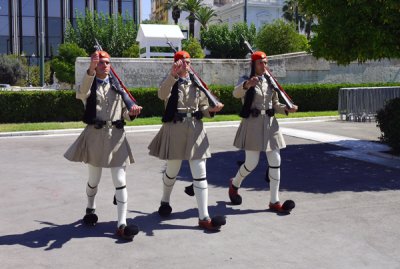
(83, 208, 98, 226)
(158, 202, 172, 217)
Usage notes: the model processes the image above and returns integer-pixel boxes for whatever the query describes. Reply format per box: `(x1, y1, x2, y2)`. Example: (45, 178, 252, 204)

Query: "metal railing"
(338, 86, 400, 122)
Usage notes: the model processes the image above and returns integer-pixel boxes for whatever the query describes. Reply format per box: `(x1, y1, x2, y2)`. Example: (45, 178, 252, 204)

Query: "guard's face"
(255, 59, 268, 75)
(96, 58, 111, 76)
(177, 59, 191, 77)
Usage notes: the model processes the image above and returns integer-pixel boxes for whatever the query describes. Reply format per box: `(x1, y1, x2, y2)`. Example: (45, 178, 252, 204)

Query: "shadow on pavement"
(0, 220, 125, 250)
(176, 142, 400, 193)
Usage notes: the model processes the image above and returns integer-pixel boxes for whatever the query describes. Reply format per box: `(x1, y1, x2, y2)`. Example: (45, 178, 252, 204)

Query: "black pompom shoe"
(83, 208, 98, 226)
(158, 202, 172, 217)
(269, 200, 295, 214)
(116, 224, 139, 241)
(199, 216, 226, 231)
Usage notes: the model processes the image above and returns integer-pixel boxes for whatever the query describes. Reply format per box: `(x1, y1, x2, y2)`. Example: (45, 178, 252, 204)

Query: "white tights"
(232, 150, 281, 203)
(161, 159, 210, 220)
(86, 164, 128, 227)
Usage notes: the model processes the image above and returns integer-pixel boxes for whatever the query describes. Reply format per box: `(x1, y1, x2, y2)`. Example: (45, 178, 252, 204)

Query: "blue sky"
(142, 0, 151, 20)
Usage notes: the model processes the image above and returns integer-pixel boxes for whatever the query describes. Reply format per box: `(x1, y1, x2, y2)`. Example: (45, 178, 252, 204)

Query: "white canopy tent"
(136, 24, 185, 58)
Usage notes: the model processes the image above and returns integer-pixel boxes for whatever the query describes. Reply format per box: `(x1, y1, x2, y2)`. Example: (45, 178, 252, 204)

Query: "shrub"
(1, 82, 399, 123)
(376, 98, 400, 154)
(0, 54, 26, 85)
(122, 43, 140, 58)
(51, 43, 88, 88)
(182, 38, 205, 59)
(200, 22, 256, 58)
(255, 19, 309, 55)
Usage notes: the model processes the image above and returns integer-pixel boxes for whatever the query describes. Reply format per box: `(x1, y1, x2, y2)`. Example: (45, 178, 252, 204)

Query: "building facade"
(215, 0, 284, 30)
(151, 0, 167, 22)
(0, 0, 141, 57)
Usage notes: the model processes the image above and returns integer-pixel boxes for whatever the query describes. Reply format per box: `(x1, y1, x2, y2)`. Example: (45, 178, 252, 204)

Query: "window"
(48, 0, 61, 17)
(72, 0, 86, 18)
(21, 0, 36, 16)
(20, 0, 37, 54)
(120, 0, 133, 18)
(0, 0, 9, 52)
(0, 0, 9, 16)
(48, 17, 62, 37)
(47, 0, 62, 56)
(97, 0, 110, 15)
(22, 36, 36, 55)
(0, 16, 8, 35)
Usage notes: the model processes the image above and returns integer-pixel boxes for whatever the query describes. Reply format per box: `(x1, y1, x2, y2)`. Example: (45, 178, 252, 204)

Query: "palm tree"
(194, 6, 219, 31)
(181, 0, 204, 38)
(282, 0, 301, 31)
(282, 0, 314, 39)
(166, 0, 184, 24)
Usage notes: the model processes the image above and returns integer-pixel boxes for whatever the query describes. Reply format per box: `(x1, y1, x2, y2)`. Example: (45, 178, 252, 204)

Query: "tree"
(166, 0, 185, 24)
(51, 43, 88, 89)
(65, 10, 137, 57)
(0, 54, 26, 85)
(181, 0, 204, 38)
(122, 43, 140, 58)
(201, 22, 256, 58)
(182, 37, 205, 58)
(255, 19, 308, 55)
(282, 0, 314, 39)
(300, 0, 400, 65)
(194, 6, 219, 30)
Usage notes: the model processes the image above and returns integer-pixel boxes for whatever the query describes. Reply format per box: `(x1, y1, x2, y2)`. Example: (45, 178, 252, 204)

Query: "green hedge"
(1, 82, 399, 123)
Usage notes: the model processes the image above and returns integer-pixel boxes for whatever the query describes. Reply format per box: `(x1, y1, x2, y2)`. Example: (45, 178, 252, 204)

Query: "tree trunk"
(189, 13, 195, 38)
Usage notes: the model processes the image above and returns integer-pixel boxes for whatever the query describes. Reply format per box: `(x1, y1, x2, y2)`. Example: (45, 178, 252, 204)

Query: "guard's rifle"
(166, 40, 220, 108)
(94, 39, 137, 111)
(242, 37, 295, 109)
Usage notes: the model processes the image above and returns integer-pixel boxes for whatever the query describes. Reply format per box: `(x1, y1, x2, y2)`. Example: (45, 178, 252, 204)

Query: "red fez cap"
(174, 50, 191, 62)
(98, 51, 111, 61)
(251, 51, 267, 62)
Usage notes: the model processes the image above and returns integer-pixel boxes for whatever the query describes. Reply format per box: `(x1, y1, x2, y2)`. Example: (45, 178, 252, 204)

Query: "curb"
(0, 116, 340, 138)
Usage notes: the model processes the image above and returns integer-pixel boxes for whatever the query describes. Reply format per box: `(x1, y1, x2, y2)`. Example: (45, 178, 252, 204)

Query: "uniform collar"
(178, 75, 190, 85)
(96, 76, 109, 85)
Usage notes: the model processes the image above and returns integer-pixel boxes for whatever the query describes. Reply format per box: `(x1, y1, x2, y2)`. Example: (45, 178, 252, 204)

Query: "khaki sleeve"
(233, 77, 248, 98)
(272, 91, 287, 115)
(76, 72, 95, 101)
(158, 74, 178, 100)
(198, 90, 214, 118)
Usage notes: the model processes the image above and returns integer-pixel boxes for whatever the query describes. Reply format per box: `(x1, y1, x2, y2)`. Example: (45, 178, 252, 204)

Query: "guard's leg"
(229, 150, 260, 205)
(266, 150, 281, 204)
(266, 150, 295, 214)
(111, 166, 138, 240)
(83, 164, 102, 226)
(190, 159, 226, 231)
(158, 160, 182, 217)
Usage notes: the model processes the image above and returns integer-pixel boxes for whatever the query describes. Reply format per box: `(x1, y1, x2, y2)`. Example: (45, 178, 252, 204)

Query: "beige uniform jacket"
(148, 74, 213, 160)
(233, 76, 287, 152)
(64, 73, 134, 167)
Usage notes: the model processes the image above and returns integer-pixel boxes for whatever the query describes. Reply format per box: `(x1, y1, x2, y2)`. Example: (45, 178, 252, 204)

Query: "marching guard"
(64, 50, 142, 240)
(229, 51, 298, 214)
(148, 50, 226, 231)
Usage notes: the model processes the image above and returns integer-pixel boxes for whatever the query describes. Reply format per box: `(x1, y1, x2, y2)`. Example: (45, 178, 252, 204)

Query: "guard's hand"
(243, 76, 259, 90)
(170, 60, 185, 78)
(88, 51, 99, 75)
(209, 102, 224, 113)
(285, 105, 298, 113)
(129, 105, 143, 116)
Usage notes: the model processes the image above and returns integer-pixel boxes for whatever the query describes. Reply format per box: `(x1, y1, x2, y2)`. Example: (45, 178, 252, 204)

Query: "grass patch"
(0, 111, 338, 133)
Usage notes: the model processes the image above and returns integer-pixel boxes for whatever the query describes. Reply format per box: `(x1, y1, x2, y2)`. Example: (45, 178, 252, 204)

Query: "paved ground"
(1, 118, 400, 269)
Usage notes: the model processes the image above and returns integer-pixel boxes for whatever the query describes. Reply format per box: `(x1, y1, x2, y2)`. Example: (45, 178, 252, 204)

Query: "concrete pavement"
(1, 118, 400, 269)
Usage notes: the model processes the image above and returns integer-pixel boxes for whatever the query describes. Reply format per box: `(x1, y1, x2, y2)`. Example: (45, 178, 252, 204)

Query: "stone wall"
(75, 52, 400, 88)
